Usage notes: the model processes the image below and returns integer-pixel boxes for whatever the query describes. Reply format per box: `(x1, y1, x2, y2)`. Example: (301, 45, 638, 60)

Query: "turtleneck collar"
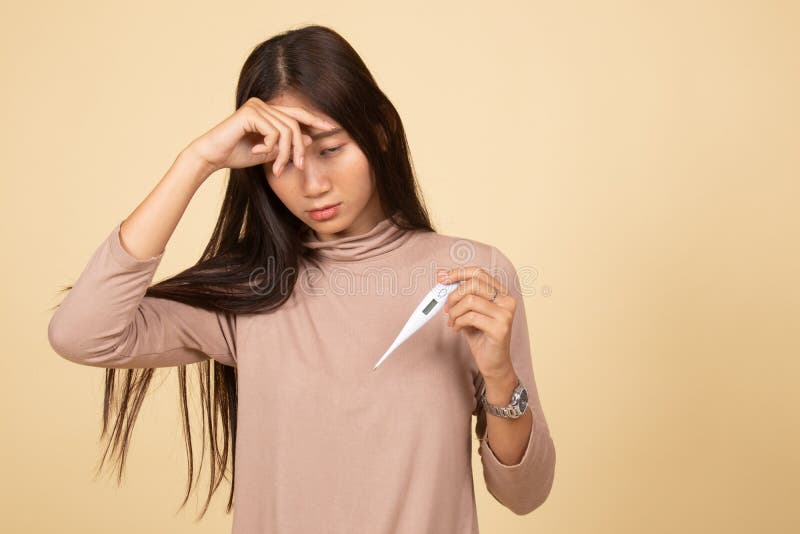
(299, 210, 415, 262)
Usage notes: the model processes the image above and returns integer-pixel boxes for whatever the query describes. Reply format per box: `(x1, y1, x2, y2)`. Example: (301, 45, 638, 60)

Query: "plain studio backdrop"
(2, 1, 798, 533)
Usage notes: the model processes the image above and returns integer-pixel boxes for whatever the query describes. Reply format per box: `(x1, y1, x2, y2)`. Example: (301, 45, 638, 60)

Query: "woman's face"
(263, 91, 386, 241)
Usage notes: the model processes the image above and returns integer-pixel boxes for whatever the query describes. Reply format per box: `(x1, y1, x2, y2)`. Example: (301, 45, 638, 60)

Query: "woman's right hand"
(185, 97, 337, 176)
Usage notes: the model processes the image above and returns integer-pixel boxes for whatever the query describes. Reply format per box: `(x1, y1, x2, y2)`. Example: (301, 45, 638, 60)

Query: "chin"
(317, 217, 351, 230)
(308, 219, 339, 228)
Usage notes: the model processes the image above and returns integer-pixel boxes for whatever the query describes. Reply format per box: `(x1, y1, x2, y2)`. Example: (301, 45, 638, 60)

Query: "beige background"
(2, 0, 798, 532)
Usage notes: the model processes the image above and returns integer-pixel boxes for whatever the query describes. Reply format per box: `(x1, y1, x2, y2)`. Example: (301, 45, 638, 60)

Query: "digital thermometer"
(371, 281, 461, 370)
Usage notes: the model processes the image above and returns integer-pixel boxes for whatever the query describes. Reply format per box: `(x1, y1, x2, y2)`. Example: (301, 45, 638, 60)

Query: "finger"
(243, 107, 280, 156)
(255, 102, 306, 171)
(258, 107, 294, 176)
(451, 310, 504, 339)
(251, 136, 280, 156)
(438, 268, 504, 310)
(253, 144, 280, 162)
(444, 276, 506, 313)
(243, 101, 293, 173)
(439, 266, 507, 295)
(446, 291, 508, 331)
(270, 104, 337, 132)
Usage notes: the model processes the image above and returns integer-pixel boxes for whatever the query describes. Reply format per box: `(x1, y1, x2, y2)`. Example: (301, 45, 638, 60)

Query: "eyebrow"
(308, 127, 344, 141)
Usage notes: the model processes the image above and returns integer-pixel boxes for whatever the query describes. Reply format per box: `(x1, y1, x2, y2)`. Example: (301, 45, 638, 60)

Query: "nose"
(299, 158, 332, 197)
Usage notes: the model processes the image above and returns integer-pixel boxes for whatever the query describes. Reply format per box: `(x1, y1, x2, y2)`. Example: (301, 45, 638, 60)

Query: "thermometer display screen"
(422, 299, 438, 315)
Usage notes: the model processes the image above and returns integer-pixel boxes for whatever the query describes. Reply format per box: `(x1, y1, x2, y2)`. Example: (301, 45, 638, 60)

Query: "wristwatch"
(479, 377, 528, 419)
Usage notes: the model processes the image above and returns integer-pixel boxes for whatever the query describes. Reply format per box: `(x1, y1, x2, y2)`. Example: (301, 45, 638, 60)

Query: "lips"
(308, 202, 340, 213)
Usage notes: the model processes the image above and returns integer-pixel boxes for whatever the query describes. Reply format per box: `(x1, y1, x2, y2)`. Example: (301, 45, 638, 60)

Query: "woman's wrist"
(483, 369, 519, 406)
(178, 144, 219, 185)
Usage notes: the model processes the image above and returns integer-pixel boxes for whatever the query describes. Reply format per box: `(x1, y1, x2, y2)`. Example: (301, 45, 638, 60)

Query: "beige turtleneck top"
(47, 212, 556, 533)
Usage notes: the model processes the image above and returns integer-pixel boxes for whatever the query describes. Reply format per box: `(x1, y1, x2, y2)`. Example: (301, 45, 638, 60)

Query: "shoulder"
(411, 228, 518, 281)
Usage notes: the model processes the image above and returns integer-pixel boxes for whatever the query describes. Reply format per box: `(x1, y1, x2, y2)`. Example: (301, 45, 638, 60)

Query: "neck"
(300, 209, 414, 263)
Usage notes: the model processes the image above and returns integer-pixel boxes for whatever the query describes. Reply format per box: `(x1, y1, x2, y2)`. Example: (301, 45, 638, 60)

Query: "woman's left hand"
(437, 267, 516, 380)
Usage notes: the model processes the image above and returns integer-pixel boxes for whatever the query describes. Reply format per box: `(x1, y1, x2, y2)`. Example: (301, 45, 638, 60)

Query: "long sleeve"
(47, 220, 238, 369)
(472, 245, 556, 515)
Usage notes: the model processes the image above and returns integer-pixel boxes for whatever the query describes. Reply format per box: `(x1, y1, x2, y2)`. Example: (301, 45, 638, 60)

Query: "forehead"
(266, 92, 327, 119)
(266, 91, 341, 137)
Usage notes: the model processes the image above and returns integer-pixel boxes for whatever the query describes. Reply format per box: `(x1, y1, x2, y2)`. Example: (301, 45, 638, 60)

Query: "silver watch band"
(479, 377, 526, 419)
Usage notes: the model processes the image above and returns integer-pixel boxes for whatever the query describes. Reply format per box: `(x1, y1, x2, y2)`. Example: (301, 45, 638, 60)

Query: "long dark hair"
(55, 24, 436, 519)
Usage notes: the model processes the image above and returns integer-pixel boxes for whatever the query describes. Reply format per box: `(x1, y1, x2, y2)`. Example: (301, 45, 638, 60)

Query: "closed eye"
(287, 145, 344, 165)
(323, 145, 343, 154)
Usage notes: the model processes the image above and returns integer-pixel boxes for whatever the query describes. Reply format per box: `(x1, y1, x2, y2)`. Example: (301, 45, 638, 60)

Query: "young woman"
(48, 24, 555, 533)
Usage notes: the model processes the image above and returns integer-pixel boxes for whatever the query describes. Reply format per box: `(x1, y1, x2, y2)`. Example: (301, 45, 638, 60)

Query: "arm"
(114, 146, 214, 261)
(481, 370, 534, 467)
(472, 245, 556, 515)
(47, 149, 237, 368)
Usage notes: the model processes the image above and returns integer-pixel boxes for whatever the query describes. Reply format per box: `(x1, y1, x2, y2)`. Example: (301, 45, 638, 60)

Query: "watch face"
(518, 388, 529, 412)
